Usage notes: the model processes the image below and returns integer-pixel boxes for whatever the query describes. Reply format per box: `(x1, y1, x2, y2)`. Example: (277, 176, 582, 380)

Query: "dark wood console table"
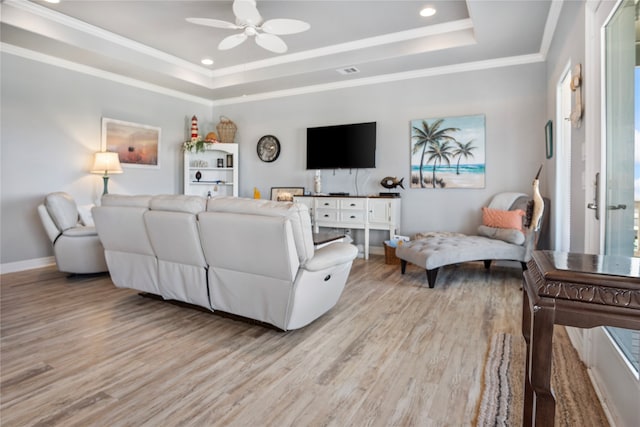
(522, 250, 640, 427)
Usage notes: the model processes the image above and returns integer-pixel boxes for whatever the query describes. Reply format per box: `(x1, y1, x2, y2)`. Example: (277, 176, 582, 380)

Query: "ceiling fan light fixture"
(187, 0, 309, 54)
(420, 7, 437, 17)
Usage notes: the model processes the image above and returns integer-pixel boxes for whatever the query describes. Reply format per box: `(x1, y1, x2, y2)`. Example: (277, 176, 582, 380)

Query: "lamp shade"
(91, 152, 123, 175)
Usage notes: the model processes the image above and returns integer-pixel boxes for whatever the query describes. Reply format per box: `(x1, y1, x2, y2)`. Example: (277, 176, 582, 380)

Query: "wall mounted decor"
(410, 114, 485, 189)
(102, 118, 161, 168)
(545, 120, 553, 159)
(257, 135, 281, 162)
(570, 63, 582, 128)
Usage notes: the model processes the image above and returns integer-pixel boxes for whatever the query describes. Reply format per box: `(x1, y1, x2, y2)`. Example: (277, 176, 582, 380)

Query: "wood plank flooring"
(0, 259, 598, 426)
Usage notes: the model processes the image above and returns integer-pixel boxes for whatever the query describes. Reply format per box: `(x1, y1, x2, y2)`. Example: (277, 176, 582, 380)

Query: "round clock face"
(257, 135, 280, 162)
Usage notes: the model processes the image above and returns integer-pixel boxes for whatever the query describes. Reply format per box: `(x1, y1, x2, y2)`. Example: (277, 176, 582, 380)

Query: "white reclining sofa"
(92, 194, 358, 330)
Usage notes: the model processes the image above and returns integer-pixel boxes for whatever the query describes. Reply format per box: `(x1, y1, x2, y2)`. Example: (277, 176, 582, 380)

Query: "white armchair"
(37, 192, 108, 274)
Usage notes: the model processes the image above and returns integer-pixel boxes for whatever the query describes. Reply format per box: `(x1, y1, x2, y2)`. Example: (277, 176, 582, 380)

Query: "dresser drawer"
(315, 209, 338, 222)
(340, 211, 366, 223)
(340, 199, 366, 210)
(316, 198, 338, 209)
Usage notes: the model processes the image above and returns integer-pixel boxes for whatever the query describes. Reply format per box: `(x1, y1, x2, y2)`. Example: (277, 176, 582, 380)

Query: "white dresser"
(295, 196, 401, 259)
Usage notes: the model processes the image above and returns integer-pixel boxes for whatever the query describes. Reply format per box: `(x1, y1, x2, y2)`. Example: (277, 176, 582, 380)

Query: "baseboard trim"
(1, 257, 55, 274)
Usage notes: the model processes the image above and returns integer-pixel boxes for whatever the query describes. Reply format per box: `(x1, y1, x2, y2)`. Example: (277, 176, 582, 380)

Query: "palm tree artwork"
(410, 115, 486, 189)
(452, 140, 476, 175)
(411, 119, 459, 188)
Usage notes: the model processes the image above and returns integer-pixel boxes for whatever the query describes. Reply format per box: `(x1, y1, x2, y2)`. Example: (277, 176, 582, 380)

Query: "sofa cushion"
(150, 195, 206, 214)
(477, 225, 525, 245)
(482, 207, 524, 231)
(101, 194, 152, 208)
(45, 192, 79, 231)
(206, 197, 314, 264)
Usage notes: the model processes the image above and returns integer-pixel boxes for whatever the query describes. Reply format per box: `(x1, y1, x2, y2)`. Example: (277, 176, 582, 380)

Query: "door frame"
(570, 2, 640, 426)
(555, 62, 573, 252)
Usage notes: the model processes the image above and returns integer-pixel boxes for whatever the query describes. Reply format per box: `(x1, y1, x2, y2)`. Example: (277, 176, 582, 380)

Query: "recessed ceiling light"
(201, 58, 214, 66)
(420, 7, 436, 17)
(43, 0, 61, 3)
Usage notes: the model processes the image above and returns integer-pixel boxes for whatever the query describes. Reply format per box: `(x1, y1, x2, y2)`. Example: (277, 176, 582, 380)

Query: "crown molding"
(4, 0, 212, 77)
(2, 39, 544, 107)
(2, 1, 556, 107)
(0, 43, 213, 106)
(539, 0, 564, 58)
(212, 53, 546, 106)
(210, 18, 475, 77)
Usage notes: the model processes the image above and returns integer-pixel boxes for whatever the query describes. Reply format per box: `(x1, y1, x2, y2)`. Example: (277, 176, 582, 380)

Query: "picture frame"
(102, 117, 161, 168)
(410, 114, 486, 189)
(226, 154, 233, 168)
(270, 187, 304, 202)
(545, 120, 553, 159)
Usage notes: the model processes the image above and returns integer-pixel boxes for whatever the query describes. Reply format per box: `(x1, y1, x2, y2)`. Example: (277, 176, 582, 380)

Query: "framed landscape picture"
(102, 118, 161, 168)
(270, 187, 304, 202)
(410, 114, 486, 189)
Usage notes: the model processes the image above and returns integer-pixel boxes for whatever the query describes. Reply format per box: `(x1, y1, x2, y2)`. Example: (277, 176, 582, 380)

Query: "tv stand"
(294, 195, 401, 260)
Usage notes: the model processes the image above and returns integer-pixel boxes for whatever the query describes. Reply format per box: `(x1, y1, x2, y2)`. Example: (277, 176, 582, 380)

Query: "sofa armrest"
(303, 242, 358, 272)
(62, 226, 99, 237)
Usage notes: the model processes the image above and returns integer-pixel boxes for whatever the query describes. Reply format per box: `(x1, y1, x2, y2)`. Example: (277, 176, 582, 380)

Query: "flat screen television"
(306, 121, 376, 169)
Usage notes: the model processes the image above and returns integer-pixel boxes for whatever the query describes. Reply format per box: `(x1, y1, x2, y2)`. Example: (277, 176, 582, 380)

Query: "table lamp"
(91, 152, 123, 194)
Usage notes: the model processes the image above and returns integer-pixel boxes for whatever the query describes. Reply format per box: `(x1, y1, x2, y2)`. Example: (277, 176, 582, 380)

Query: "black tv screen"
(306, 122, 376, 169)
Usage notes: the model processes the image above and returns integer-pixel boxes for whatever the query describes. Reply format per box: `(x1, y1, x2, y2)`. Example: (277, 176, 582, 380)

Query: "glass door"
(603, 0, 639, 375)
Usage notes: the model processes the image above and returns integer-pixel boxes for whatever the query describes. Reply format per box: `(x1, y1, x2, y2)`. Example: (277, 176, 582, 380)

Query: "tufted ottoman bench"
(395, 232, 528, 288)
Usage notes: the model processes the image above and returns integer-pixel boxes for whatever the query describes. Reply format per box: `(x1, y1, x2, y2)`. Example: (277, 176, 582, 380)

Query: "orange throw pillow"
(482, 207, 525, 231)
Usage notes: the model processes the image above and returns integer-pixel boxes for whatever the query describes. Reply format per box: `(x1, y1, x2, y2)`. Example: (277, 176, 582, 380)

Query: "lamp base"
(102, 176, 110, 195)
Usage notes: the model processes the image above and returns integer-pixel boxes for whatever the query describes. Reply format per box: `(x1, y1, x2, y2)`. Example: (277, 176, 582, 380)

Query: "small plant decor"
(182, 139, 207, 153)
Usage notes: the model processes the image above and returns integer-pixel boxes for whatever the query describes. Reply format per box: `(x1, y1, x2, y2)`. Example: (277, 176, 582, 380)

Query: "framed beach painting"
(102, 118, 161, 168)
(410, 114, 485, 189)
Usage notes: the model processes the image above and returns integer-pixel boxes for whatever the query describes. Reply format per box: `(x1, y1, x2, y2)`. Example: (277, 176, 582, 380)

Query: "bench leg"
(483, 260, 492, 270)
(400, 260, 407, 274)
(426, 268, 438, 288)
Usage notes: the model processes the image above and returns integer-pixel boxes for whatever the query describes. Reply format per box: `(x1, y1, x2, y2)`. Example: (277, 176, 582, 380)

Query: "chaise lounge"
(396, 192, 548, 288)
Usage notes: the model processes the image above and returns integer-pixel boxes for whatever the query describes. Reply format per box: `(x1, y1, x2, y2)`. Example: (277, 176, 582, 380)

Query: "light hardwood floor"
(0, 259, 592, 426)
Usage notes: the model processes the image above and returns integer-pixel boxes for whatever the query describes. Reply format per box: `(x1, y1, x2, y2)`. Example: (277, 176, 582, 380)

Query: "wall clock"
(257, 135, 280, 162)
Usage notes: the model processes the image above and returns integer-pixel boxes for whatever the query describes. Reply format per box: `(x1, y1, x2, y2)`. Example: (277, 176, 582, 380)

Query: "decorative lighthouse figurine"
(190, 115, 199, 142)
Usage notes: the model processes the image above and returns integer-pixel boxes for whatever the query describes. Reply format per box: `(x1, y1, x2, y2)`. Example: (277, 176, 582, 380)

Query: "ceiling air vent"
(337, 66, 360, 75)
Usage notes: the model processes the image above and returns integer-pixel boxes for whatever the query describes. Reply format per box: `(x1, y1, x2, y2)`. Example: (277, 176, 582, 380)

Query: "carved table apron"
(521, 250, 640, 427)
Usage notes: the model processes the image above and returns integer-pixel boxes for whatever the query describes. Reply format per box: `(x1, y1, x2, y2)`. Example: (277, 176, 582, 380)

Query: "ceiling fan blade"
(255, 33, 287, 53)
(233, 0, 262, 26)
(261, 19, 310, 35)
(185, 17, 240, 30)
(218, 33, 249, 50)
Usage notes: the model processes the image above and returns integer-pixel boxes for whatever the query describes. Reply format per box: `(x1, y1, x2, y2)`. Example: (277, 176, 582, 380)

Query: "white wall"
(545, 0, 587, 252)
(217, 62, 547, 243)
(1, 51, 547, 267)
(0, 53, 210, 266)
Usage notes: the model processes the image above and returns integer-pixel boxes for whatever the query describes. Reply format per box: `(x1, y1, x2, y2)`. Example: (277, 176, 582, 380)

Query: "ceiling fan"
(186, 0, 310, 54)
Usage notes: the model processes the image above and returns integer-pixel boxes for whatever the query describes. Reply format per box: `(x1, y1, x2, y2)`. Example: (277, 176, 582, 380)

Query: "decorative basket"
(216, 116, 237, 143)
(383, 242, 401, 265)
